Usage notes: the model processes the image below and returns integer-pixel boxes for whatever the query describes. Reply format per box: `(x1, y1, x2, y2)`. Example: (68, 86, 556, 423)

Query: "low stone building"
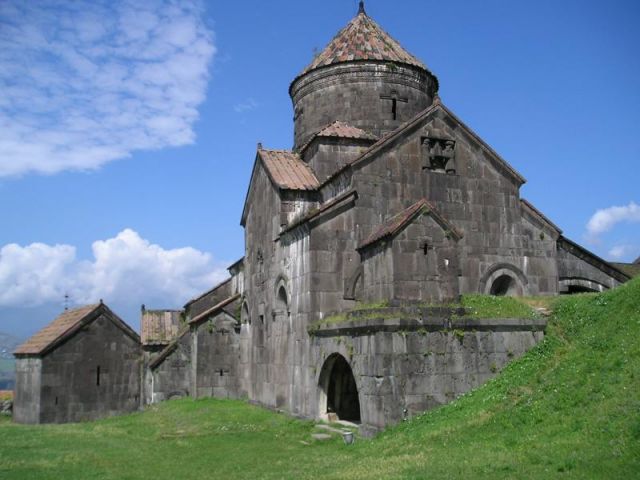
(13, 303, 141, 424)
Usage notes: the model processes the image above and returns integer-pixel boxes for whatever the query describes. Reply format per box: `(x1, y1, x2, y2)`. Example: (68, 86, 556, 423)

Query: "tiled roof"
(635, 255, 640, 265)
(141, 309, 183, 346)
(298, 121, 377, 154)
(317, 121, 378, 141)
(299, 8, 427, 76)
(14, 304, 100, 355)
(259, 149, 319, 191)
(358, 199, 462, 251)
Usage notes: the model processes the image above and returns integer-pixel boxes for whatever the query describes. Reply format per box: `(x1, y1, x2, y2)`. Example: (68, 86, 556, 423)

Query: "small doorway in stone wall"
(318, 353, 361, 423)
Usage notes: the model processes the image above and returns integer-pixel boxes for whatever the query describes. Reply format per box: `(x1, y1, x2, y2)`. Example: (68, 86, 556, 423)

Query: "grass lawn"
(1, 278, 639, 479)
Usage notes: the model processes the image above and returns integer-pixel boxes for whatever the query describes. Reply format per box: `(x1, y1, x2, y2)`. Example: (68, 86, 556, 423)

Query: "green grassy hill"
(1, 279, 639, 479)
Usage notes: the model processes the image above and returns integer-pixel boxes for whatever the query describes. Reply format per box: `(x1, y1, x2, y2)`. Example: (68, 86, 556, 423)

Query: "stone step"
(315, 424, 348, 435)
(333, 419, 359, 429)
(311, 433, 332, 441)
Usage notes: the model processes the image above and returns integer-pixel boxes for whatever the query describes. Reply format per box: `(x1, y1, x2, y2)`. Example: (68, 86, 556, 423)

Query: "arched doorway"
(481, 263, 527, 296)
(318, 354, 361, 422)
(489, 274, 518, 296)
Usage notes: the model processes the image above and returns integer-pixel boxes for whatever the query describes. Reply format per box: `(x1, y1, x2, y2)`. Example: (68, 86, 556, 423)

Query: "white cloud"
(0, 0, 215, 177)
(234, 97, 259, 113)
(586, 201, 640, 238)
(608, 244, 638, 261)
(0, 229, 228, 309)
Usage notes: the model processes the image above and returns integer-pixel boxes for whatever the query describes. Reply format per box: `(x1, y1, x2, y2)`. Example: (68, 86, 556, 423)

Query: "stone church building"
(142, 4, 629, 435)
(15, 4, 630, 431)
(13, 303, 140, 424)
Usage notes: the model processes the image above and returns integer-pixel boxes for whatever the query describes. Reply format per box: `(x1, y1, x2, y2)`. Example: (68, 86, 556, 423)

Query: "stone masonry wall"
(311, 317, 545, 436)
(13, 357, 42, 424)
(193, 312, 240, 399)
(149, 331, 191, 403)
(290, 63, 435, 149)
(38, 313, 140, 423)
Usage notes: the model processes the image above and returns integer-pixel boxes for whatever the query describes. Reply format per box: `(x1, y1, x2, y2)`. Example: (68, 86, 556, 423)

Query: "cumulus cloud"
(0, 0, 215, 177)
(586, 201, 640, 239)
(608, 244, 638, 261)
(0, 229, 228, 308)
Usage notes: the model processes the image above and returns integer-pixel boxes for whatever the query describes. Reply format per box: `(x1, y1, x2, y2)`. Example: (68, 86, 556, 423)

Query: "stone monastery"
(14, 3, 631, 433)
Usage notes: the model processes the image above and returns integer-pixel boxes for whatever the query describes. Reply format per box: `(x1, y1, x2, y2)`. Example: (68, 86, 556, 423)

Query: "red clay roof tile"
(299, 10, 427, 76)
(316, 121, 378, 141)
(259, 149, 319, 191)
(14, 304, 100, 355)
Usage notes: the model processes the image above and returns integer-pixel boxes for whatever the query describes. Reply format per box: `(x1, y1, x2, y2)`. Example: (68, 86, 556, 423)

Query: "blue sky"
(1, 0, 639, 338)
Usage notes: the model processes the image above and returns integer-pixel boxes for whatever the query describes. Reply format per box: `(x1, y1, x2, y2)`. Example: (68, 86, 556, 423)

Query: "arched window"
(275, 285, 289, 320)
(241, 301, 250, 325)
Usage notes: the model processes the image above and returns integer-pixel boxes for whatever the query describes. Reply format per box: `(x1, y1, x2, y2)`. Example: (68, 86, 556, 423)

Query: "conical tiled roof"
(299, 7, 427, 76)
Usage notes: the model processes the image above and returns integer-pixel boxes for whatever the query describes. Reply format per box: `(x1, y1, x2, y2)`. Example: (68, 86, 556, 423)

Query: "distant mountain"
(0, 332, 22, 359)
(0, 333, 20, 390)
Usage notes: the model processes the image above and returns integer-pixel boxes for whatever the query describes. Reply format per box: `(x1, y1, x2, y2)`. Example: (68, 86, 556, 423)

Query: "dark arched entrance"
(318, 354, 361, 422)
(490, 274, 517, 296)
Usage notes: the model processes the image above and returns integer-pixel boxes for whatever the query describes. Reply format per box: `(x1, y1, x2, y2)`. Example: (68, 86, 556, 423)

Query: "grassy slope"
(1, 279, 639, 479)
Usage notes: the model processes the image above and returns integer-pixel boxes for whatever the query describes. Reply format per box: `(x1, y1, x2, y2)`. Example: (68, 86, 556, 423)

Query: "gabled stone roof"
(14, 303, 139, 356)
(258, 149, 319, 191)
(358, 198, 462, 251)
(299, 5, 427, 77)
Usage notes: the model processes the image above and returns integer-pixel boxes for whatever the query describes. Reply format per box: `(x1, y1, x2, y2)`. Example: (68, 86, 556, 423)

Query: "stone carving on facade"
(422, 121, 456, 174)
